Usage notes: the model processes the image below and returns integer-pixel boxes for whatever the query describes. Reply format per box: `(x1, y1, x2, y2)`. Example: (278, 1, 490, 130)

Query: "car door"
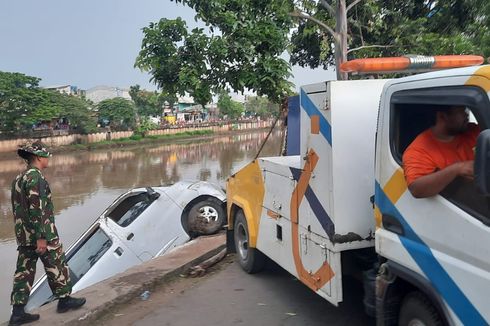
(26, 221, 140, 310)
(104, 188, 190, 261)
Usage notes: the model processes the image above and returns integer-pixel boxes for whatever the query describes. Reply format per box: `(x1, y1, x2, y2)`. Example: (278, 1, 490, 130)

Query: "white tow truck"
(226, 56, 490, 325)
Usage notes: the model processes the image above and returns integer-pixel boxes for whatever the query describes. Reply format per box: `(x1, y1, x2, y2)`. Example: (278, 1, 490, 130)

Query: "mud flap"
(226, 229, 236, 253)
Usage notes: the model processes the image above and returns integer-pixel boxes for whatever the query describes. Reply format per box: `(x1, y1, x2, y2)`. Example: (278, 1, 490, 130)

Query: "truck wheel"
(187, 198, 225, 235)
(398, 292, 442, 326)
(234, 210, 266, 273)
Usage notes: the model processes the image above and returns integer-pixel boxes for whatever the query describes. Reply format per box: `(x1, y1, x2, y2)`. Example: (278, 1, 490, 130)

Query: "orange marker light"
(340, 55, 484, 73)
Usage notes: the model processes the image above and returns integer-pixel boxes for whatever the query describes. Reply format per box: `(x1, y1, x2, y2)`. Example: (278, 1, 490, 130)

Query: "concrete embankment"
(1, 234, 225, 326)
(0, 120, 273, 154)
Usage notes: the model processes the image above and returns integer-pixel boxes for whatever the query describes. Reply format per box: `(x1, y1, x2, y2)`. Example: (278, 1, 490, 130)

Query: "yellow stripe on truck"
(226, 160, 265, 248)
(374, 168, 407, 228)
(384, 168, 407, 204)
(465, 66, 490, 91)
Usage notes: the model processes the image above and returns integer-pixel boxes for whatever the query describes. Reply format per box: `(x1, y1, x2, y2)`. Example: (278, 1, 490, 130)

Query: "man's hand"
(36, 239, 47, 255)
(456, 160, 474, 180)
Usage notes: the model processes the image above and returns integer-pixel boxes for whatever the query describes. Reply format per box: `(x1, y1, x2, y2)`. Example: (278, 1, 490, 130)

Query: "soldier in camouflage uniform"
(9, 141, 86, 326)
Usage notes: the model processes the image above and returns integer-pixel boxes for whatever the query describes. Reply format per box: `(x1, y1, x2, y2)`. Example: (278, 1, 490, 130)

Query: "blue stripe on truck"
(375, 182, 486, 325)
(290, 167, 335, 239)
(300, 88, 332, 145)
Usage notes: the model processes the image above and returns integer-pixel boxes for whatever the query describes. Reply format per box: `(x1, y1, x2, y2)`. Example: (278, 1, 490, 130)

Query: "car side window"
(107, 192, 156, 227)
(67, 226, 112, 285)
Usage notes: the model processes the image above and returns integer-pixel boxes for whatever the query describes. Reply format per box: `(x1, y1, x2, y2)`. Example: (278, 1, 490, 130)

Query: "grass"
(63, 129, 216, 151)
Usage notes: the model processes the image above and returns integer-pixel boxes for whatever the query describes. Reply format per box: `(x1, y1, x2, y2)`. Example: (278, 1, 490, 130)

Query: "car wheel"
(234, 210, 266, 274)
(398, 291, 443, 326)
(187, 198, 225, 235)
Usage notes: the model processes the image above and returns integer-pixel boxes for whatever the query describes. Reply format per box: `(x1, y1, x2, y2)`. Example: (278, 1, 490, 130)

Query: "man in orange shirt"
(402, 106, 480, 198)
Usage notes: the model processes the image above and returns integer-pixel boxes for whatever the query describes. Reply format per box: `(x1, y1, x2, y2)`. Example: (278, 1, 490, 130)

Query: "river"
(0, 129, 282, 322)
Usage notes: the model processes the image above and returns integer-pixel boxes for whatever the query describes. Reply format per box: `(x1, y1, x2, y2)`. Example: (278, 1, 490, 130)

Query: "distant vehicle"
(26, 181, 226, 311)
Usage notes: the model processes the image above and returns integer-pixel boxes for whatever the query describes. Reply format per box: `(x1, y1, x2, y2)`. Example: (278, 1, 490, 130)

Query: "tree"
(217, 93, 244, 119)
(135, 2, 295, 105)
(0, 72, 41, 135)
(97, 98, 137, 130)
(138, 0, 490, 99)
(0, 71, 96, 136)
(129, 85, 165, 118)
(56, 93, 97, 134)
(290, 0, 490, 79)
(244, 96, 279, 119)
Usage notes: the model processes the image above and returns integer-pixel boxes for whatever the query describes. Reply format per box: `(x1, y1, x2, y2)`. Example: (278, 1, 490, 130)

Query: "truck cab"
(375, 66, 490, 325)
(227, 58, 490, 325)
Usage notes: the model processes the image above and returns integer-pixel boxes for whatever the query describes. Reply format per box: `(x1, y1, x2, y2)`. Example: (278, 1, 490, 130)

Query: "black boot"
(56, 296, 86, 313)
(8, 305, 40, 326)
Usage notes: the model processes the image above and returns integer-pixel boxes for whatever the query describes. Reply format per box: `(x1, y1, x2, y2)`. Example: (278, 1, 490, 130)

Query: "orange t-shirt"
(402, 123, 480, 186)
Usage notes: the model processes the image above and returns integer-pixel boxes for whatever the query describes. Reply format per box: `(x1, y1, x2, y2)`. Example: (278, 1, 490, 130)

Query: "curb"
(22, 234, 226, 325)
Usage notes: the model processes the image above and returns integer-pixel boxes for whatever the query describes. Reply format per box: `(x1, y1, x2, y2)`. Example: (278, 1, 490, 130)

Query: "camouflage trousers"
(11, 240, 72, 305)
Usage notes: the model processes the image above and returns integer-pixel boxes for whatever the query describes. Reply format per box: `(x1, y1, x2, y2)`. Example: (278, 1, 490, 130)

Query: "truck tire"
(187, 198, 225, 235)
(398, 291, 442, 326)
(234, 210, 266, 273)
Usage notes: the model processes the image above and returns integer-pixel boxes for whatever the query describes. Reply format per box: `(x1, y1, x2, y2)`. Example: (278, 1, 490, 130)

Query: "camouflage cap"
(17, 141, 52, 159)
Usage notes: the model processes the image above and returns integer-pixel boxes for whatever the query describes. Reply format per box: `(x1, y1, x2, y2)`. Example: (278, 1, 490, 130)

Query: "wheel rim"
(197, 205, 219, 223)
(236, 221, 249, 260)
(407, 319, 426, 326)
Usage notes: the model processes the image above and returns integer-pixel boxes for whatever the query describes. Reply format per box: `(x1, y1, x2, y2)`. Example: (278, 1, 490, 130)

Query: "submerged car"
(26, 181, 226, 310)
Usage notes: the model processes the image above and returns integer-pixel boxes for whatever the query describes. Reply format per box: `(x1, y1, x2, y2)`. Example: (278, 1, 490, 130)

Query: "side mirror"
(146, 187, 161, 201)
(475, 129, 490, 195)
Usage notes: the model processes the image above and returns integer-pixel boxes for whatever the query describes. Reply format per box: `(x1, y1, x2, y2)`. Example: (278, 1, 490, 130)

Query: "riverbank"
(57, 129, 215, 153)
(0, 120, 275, 154)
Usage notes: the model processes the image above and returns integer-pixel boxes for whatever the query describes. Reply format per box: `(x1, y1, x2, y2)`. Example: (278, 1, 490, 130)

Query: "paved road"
(110, 257, 375, 326)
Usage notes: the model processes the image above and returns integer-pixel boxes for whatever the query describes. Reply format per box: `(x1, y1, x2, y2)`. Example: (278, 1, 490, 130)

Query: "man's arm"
(408, 161, 474, 198)
(25, 172, 48, 253)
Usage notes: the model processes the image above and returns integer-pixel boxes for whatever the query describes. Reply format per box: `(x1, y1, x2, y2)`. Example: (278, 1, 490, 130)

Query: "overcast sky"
(0, 0, 335, 93)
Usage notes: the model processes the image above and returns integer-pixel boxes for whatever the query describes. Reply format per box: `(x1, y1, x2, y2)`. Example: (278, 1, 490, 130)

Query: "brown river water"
(0, 130, 282, 321)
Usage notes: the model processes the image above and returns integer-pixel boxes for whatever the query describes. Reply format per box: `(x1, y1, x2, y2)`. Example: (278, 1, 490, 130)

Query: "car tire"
(187, 198, 225, 235)
(234, 210, 266, 274)
(398, 291, 442, 326)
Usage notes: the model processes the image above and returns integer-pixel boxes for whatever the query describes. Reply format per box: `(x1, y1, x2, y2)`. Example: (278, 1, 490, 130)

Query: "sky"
(0, 0, 336, 93)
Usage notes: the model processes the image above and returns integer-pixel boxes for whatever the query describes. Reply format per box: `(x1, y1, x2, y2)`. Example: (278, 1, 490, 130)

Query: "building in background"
(85, 86, 131, 104)
(45, 85, 85, 97)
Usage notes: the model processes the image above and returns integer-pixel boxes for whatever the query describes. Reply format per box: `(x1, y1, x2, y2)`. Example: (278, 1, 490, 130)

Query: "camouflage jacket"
(11, 167, 59, 246)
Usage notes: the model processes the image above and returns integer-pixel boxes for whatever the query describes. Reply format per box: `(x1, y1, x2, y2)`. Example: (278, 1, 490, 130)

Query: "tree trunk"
(335, 0, 348, 80)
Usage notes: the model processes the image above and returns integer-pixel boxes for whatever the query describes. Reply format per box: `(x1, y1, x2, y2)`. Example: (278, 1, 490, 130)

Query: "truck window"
(390, 86, 490, 225)
(107, 192, 156, 227)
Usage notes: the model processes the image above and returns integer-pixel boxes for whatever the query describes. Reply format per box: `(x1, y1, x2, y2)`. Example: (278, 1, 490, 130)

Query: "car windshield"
(107, 192, 157, 227)
(68, 226, 112, 284)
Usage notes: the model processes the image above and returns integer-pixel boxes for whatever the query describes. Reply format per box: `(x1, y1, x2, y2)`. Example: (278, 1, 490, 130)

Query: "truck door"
(375, 71, 490, 324)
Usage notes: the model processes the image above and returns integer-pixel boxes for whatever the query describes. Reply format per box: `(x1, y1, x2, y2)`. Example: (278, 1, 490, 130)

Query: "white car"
(26, 181, 226, 310)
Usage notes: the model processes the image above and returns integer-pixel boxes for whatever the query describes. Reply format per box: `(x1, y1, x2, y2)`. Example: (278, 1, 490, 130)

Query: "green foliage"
(217, 93, 244, 119)
(52, 91, 97, 134)
(135, 1, 295, 104)
(135, 116, 159, 134)
(0, 71, 41, 133)
(290, 0, 490, 71)
(97, 98, 137, 130)
(129, 84, 166, 117)
(0, 71, 95, 136)
(244, 96, 279, 119)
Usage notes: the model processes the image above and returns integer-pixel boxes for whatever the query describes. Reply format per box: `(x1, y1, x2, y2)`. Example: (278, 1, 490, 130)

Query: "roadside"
(95, 254, 236, 326)
(0, 234, 226, 326)
(96, 256, 373, 326)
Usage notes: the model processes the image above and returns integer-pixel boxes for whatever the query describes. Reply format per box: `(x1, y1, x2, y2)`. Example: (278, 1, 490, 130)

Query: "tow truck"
(226, 55, 490, 325)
